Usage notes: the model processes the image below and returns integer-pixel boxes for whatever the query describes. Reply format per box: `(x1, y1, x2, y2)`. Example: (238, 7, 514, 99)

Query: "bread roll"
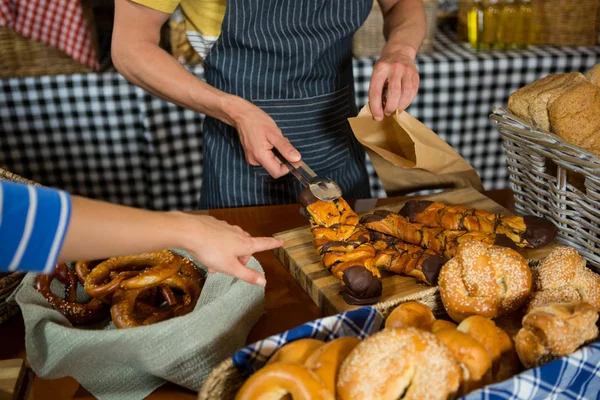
(548, 80, 600, 150)
(457, 316, 521, 383)
(507, 73, 587, 131)
(267, 339, 324, 365)
(434, 328, 492, 395)
(337, 327, 461, 400)
(528, 246, 600, 312)
(585, 64, 600, 86)
(385, 301, 436, 330)
(304, 337, 361, 395)
(430, 319, 458, 333)
(515, 302, 599, 368)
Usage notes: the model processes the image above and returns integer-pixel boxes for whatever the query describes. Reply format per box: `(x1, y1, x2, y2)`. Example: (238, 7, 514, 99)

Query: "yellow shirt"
(132, 0, 226, 38)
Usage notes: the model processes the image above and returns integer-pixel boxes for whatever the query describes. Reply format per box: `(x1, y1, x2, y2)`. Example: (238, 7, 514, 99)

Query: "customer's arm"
(0, 180, 280, 286)
(112, 0, 300, 178)
(369, 0, 427, 120)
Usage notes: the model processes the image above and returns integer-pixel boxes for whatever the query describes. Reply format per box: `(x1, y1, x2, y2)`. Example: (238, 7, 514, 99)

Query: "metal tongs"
(272, 148, 341, 202)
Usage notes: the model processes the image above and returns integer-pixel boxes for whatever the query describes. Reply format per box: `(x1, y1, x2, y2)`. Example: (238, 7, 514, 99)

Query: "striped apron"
(200, 0, 373, 209)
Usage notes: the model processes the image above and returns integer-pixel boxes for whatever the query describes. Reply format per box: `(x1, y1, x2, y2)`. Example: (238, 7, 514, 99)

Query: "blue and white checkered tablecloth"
(1, 25, 599, 210)
(231, 307, 600, 400)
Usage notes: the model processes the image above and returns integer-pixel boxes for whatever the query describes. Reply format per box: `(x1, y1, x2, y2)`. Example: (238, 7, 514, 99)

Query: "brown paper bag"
(349, 105, 484, 197)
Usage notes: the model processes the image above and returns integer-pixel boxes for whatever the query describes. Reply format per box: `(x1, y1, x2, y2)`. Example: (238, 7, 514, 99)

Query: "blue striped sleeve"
(0, 180, 72, 274)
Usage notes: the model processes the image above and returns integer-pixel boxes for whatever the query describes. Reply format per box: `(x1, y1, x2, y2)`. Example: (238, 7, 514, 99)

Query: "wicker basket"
(541, 0, 599, 46)
(352, 0, 439, 56)
(491, 108, 600, 273)
(0, 0, 98, 78)
(0, 168, 42, 325)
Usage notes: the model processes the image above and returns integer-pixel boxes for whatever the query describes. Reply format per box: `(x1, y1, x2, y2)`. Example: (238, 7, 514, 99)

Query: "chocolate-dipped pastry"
(399, 200, 556, 248)
(362, 211, 515, 258)
(302, 195, 383, 305)
(341, 265, 383, 305)
(370, 232, 448, 286)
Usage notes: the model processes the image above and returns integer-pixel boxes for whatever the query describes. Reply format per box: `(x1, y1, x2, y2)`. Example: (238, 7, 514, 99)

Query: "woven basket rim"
(491, 108, 600, 172)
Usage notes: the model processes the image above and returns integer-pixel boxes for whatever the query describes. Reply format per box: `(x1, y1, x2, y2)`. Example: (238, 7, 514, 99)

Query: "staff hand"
(229, 99, 301, 178)
(369, 47, 420, 121)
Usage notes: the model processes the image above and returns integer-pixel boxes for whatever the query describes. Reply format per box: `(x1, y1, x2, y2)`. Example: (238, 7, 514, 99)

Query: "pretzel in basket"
(36, 251, 205, 328)
(35, 264, 110, 325)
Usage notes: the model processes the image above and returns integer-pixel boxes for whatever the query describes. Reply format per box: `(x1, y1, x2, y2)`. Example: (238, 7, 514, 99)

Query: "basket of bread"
(199, 242, 600, 399)
(10, 250, 266, 400)
(491, 64, 600, 272)
(199, 189, 600, 399)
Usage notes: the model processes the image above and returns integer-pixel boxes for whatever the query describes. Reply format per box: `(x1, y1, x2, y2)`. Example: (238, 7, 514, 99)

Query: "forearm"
(58, 196, 188, 263)
(379, 0, 427, 59)
(112, 43, 240, 126)
(112, 0, 241, 126)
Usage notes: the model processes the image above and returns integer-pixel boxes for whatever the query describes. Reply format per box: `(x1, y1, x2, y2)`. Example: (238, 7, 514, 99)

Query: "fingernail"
(257, 276, 267, 287)
(374, 116, 383, 121)
(290, 150, 301, 162)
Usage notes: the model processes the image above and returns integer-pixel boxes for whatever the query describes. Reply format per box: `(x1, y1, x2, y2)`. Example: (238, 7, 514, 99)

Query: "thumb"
(270, 135, 301, 163)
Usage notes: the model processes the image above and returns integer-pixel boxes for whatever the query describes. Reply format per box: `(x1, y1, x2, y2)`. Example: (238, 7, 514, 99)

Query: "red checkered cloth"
(0, 0, 99, 70)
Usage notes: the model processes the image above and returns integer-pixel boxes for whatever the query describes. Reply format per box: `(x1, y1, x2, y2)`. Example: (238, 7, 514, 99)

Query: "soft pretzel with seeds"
(438, 241, 532, 323)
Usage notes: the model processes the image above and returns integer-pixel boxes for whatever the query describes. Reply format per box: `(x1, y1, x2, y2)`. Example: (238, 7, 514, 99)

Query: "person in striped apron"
(113, 0, 426, 209)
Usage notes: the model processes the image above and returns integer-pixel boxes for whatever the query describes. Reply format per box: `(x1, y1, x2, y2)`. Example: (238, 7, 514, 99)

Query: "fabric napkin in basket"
(11, 250, 265, 400)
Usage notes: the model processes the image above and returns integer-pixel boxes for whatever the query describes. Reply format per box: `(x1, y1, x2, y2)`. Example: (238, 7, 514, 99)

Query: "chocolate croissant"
(369, 231, 447, 286)
(399, 200, 556, 248)
(301, 190, 382, 305)
(361, 210, 516, 258)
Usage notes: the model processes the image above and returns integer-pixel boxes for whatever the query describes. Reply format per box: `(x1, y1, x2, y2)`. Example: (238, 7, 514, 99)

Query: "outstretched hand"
(179, 214, 283, 286)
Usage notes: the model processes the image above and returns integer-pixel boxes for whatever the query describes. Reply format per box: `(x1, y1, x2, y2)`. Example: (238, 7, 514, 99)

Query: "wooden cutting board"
(273, 187, 558, 316)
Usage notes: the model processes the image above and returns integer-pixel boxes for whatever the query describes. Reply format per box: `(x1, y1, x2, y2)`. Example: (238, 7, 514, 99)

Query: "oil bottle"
(481, 0, 501, 49)
(515, 0, 533, 48)
(467, 0, 484, 49)
(498, 0, 518, 48)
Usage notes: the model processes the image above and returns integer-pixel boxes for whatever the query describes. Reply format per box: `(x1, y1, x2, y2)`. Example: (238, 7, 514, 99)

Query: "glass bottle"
(498, 0, 518, 49)
(467, 0, 485, 49)
(481, 0, 501, 50)
(515, 0, 533, 48)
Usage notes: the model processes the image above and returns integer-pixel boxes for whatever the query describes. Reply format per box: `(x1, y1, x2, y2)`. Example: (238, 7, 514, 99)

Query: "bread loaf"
(548, 80, 600, 150)
(585, 64, 600, 86)
(507, 73, 587, 131)
(515, 302, 599, 368)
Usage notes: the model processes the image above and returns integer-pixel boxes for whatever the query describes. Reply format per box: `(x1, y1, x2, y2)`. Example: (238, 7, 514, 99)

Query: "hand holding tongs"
(272, 148, 341, 202)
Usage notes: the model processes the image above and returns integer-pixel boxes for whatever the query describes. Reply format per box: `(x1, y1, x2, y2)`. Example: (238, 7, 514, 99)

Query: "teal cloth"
(11, 251, 265, 400)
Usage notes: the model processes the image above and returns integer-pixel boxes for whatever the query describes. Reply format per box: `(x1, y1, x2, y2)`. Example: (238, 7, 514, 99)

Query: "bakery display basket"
(491, 108, 600, 273)
(0, 167, 42, 325)
(198, 306, 600, 400)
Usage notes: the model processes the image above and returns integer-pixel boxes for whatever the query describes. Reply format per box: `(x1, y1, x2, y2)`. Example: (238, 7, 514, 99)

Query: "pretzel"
(35, 264, 109, 325)
(110, 273, 202, 329)
(438, 241, 532, 323)
(361, 210, 516, 258)
(337, 328, 461, 400)
(75, 260, 103, 285)
(84, 250, 181, 298)
(399, 200, 557, 248)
